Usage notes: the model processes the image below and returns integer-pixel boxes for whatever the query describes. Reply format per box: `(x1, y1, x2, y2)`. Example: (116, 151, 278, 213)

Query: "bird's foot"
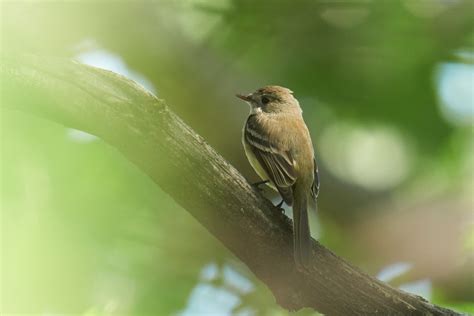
(275, 199, 285, 214)
(251, 180, 269, 192)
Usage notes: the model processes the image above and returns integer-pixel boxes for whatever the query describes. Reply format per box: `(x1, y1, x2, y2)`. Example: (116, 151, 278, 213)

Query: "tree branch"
(0, 55, 461, 316)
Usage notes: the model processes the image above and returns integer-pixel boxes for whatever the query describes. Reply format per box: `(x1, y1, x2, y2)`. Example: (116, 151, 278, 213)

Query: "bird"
(236, 85, 319, 269)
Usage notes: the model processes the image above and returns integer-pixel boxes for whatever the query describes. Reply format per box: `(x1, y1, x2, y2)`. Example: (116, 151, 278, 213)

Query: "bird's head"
(236, 85, 301, 114)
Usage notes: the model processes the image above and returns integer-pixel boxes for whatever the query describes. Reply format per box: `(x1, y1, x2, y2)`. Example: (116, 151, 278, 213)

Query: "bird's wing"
(311, 158, 320, 201)
(245, 116, 297, 204)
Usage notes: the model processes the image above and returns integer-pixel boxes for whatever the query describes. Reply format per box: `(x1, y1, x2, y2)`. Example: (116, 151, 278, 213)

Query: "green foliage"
(1, 0, 473, 314)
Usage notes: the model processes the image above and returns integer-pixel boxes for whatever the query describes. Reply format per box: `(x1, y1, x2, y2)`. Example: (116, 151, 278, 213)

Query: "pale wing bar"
(245, 118, 297, 204)
(311, 158, 320, 200)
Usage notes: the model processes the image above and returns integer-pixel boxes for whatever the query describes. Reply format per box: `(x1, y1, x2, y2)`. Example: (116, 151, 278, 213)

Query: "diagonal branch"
(0, 55, 461, 316)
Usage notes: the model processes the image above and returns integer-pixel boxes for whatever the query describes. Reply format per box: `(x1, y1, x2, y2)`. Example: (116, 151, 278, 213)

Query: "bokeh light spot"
(75, 45, 156, 94)
(435, 61, 474, 126)
(67, 129, 98, 143)
(319, 122, 412, 190)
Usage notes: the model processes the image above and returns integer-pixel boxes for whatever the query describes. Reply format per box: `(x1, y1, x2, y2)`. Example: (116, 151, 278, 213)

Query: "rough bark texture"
(0, 55, 462, 316)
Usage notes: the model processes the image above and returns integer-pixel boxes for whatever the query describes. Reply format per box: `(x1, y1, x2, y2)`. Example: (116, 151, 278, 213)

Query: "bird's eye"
(261, 96, 270, 104)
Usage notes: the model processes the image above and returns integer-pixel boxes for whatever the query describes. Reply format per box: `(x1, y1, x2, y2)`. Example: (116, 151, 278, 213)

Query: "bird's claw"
(251, 181, 285, 214)
(276, 199, 285, 214)
(251, 180, 269, 192)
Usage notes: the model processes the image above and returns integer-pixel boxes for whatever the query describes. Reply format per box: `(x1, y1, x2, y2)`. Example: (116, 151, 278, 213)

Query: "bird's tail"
(292, 185, 311, 268)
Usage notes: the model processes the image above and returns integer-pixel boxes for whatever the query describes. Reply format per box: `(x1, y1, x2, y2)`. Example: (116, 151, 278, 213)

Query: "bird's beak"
(236, 93, 253, 102)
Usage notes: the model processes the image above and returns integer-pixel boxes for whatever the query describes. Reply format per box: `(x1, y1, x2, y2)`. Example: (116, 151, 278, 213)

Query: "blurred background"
(1, 0, 473, 315)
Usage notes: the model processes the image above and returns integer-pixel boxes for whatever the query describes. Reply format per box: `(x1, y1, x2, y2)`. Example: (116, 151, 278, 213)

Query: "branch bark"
(0, 55, 461, 316)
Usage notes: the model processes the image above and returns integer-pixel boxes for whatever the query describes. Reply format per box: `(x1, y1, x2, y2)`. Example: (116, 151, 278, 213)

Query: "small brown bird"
(237, 86, 319, 268)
